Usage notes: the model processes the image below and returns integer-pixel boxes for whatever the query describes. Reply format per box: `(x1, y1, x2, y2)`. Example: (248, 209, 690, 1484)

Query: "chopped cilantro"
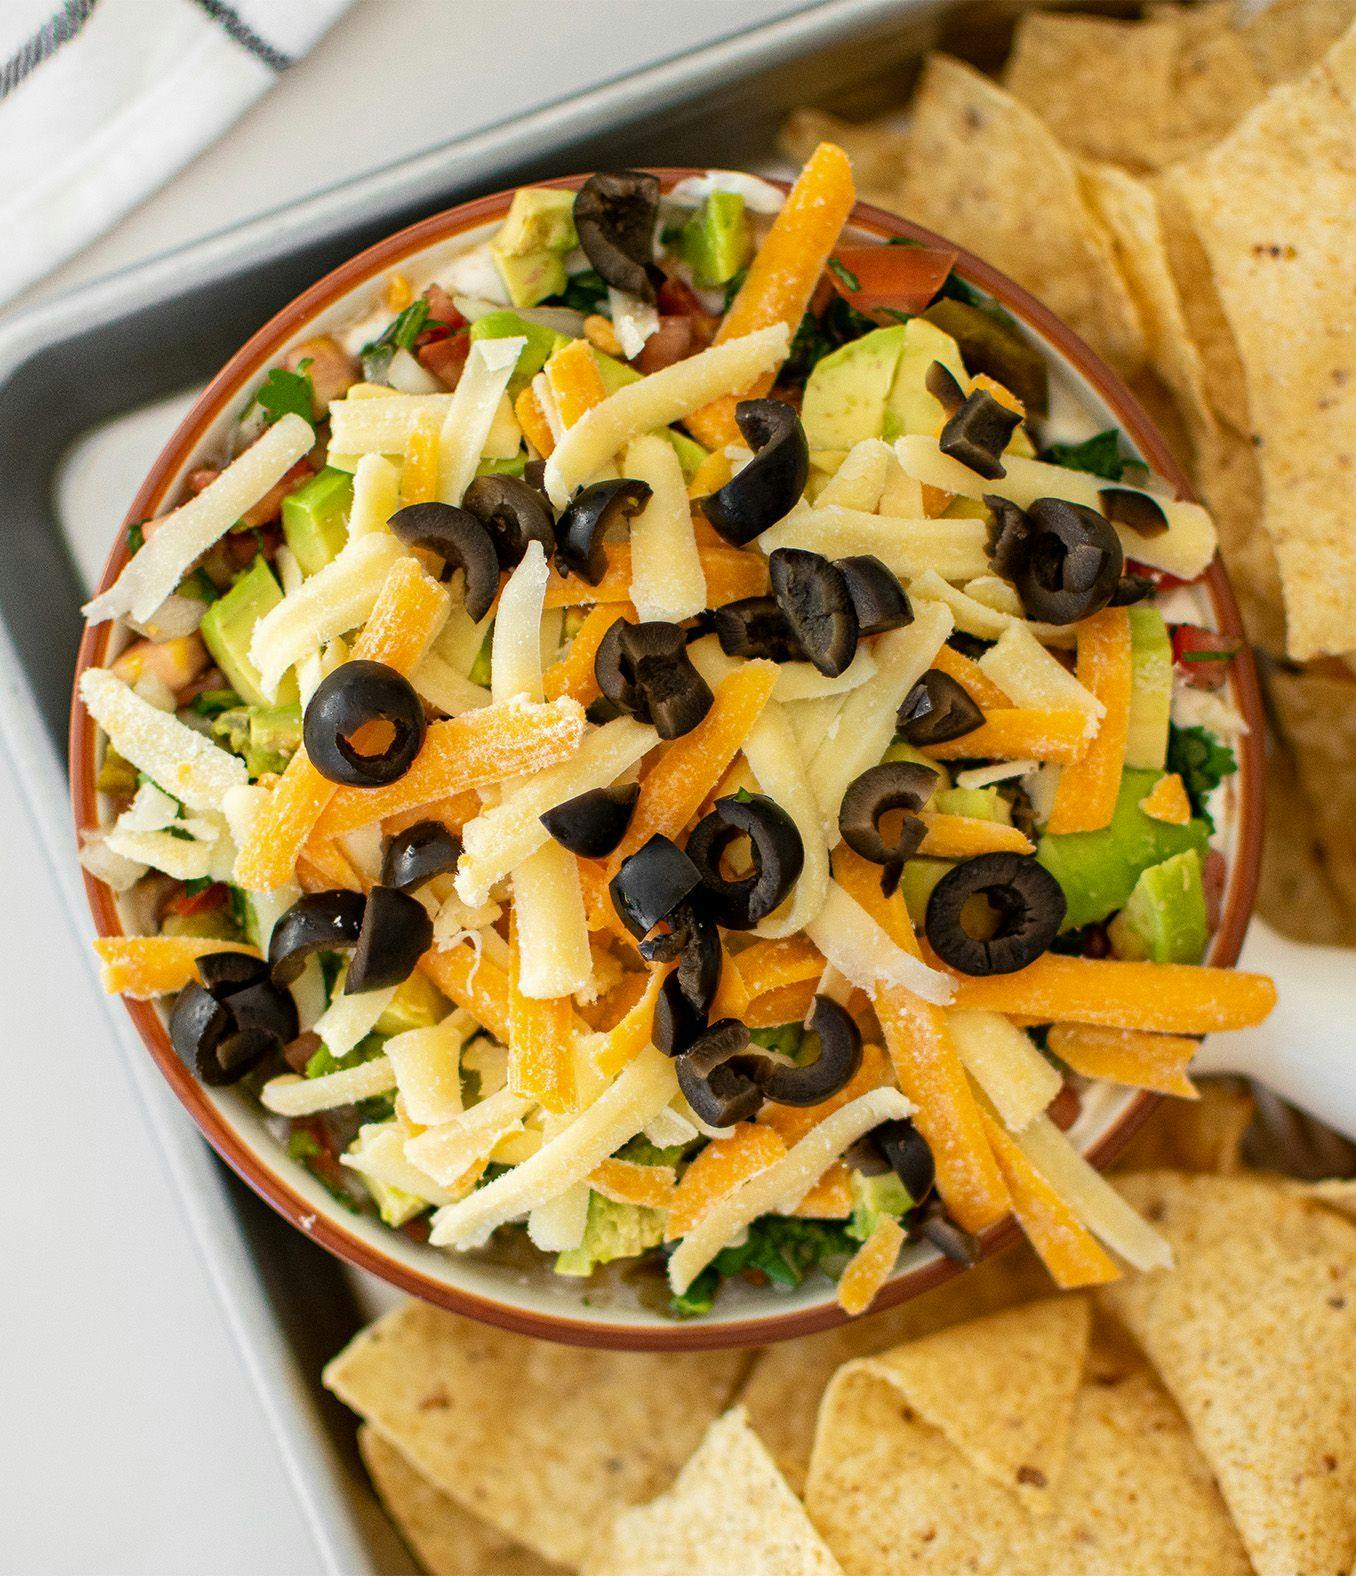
(937, 272, 1018, 329)
(181, 876, 214, 896)
(190, 688, 243, 718)
(749, 1022, 804, 1059)
(126, 520, 145, 555)
(228, 886, 251, 936)
(287, 1130, 321, 1161)
(359, 299, 441, 382)
(669, 1269, 718, 1318)
(547, 269, 609, 315)
(712, 1215, 856, 1290)
(617, 1136, 686, 1167)
(1043, 428, 1126, 482)
(827, 256, 861, 292)
(722, 267, 748, 310)
(1166, 724, 1237, 828)
(254, 362, 315, 428)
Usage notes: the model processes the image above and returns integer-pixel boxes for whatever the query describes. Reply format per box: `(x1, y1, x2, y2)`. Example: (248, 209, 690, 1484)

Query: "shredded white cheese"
(412, 650, 490, 717)
(543, 323, 790, 507)
(980, 622, 1103, 731)
(428, 1047, 679, 1248)
(385, 1015, 472, 1126)
(666, 1086, 915, 1292)
(342, 1121, 459, 1208)
(105, 824, 218, 881)
(260, 1057, 397, 1117)
(312, 965, 398, 1060)
(347, 453, 400, 539)
(512, 840, 594, 999)
(328, 392, 455, 456)
(742, 701, 829, 939)
(911, 570, 1074, 648)
(405, 1088, 534, 1188)
(814, 438, 892, 512)
(759, 506, 990, 583)
(625, 433, 706, 621)
(806, 880, 955, 1005)
(608, 287, 660, 360)
(84, 414, 313, 625)
(526, 1181, 592, 1252)
(490, 540, 550, 703)
(949, 1010, 1061, 1132)
(80, 668, 247, 812)
(436, 337, 525, 505)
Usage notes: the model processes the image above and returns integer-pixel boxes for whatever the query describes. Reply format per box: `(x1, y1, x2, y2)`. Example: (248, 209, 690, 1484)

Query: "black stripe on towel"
(188, 0, 293, 72)
(0, 0, 99, 101)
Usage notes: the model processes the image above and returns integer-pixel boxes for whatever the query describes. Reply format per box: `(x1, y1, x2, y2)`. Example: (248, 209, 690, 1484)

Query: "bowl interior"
(71, 175, 1263, 1349)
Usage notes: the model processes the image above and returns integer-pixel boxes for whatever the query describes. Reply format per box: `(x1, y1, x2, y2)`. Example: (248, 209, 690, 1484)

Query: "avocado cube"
(849, 1170, 912, 1241)
(1125, 605, 1173, 770)
(802, 326, 909, 451)
(883, 739, 950, 793)
(1109, 848, 1208, 963)
(933, 786, 1011, 824)
(591, 346, 642, 394)
(282, 467, 352, 578)
(662, 427, 708, 480)
(491, 246, 567, 310)
(496, 188, 578, 256)
(200, 559, 296, 707)
(1036, 768, 1209, 930)
(900, 857, 953, 929)
(885, 318, 968, 439)
(470, 311, 569, 386)
(680, 192, 752, 287)
(375, 970, 450, 1036)
(246, 703, 302, 776)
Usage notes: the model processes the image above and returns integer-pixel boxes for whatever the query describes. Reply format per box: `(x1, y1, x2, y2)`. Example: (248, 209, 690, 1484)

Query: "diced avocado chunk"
(663, 427, 708, 480)
(161, 909, 241, 941)
(1037, 768, 1210, 930)
(469, 625, 493, 688)
(933, 786, 1011, 824)
(900, 857, 953, 929)
(591, 346, 641, 394)
(680, 192, 752, 287)
(375, 971, 449, 1036)
(885, 318, 968, 439)
(470, 311, 569, 386)
(1125, 605, 1173, 770)
(849, 1169, 912, 1242)
(476, 454, 528, 478)
(749, 1022, 805, 1058)
(493, 250, 567, 310)
(495, 187, 578, 256)
(282, 467, 352, 578)
(883, 739, 949, 794)
(247, 703, 302, 775)
(1109, 848, 1208, 964)
(802, 326, 909, 451)
(200, 559, 296, 707)
(555, 1191, 665, 1276)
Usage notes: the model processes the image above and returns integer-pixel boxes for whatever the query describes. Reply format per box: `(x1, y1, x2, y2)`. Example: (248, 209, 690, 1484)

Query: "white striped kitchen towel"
(0, 0, 353, 305)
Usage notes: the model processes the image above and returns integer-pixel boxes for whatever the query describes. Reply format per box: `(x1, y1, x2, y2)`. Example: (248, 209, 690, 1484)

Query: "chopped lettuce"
(1166, 723, 1237, 829)
(254, 362, 315, 429)
(1042, 427, 1126, 481)
(848, 1170, 911, 1243)
(555, 1192, 665, 1276)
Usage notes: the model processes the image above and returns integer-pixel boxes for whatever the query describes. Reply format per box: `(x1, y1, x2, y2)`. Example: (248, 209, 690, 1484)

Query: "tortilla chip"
(1004, 12, 1184, 171)
(852, 1297, 1089, 1512)
(1154, 2, 1271, 160)
(359, 1427, 562, 1576)
(779, 107, 909, 200)
(740, 1242, 1052, 1492)
(1293, 1176, 1356, 1221)
(324, 1303, 746, 1570)
(1242, 0, 1356, 83)
(1192, 422, 1288, 653)
(583, 1408, 844, 1576)
(1267, 664, 1356, 920)
(1258, 728, 1356, 944)
(784, 56, 1146, 377)
(1112, 1079, 1255, 1175)
(1169, 26, 1356, 658)
(1100, 1172, 1356, 1576)
(1079, 161, 1216, 474)
(1002, 1342, 1252, 1575)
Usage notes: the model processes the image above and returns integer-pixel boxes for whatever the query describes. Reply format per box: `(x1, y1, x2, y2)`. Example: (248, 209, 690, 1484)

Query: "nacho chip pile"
(327, 1086, 1356, 1576)
(784, 2, 1356, 942)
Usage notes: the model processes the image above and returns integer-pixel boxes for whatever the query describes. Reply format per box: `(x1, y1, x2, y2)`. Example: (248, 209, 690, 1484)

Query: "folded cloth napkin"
(0, 0, 352, 306)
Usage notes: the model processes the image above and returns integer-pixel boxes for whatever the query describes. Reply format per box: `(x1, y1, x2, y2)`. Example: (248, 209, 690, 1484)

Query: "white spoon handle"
(1192, 918, 1356, 1139)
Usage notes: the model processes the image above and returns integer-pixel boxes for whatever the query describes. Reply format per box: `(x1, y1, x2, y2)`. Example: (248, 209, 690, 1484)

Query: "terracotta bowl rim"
(69, 169, 1264, 1351)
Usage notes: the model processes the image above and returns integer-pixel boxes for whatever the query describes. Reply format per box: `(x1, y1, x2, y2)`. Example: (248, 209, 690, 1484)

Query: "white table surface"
(0, 3, 806, 1572)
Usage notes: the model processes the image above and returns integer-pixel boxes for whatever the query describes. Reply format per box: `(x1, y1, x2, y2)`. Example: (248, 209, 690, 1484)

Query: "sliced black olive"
(925, 359, 966, 416)
(1098, 486, 1168, 538)
(196, 951, 268, 997)
(540, 782, 639, 859)
(923, 297, 1049, 418)
(938, 389, 1022, 480)
(759, 995, 863, 1107)
(686, 792, 805, 930)
(574, 170, 661, 303)
(556, 478, 652, 584)
(676, 1019, 767, 1127)
(225, 976, 300, 1046)
(169, 978, 292, 1087)
(303, 660, 427, 788)
(698, 399, 809, 546)
(1014, 499, 1124, 625)
(838, 760, 939, 894)
(712, 596, 805, 663)
(1109, 573, 1155, 606)
(835, 555, 914, 636)
(462, 473, 557, 569)
(920, 1205, 982, 1266)
(896, 669, 985, 746)
(595, 619, 713, 738)
(522, 458, 547, 493)
(871, 1117, 936, 1204)
(984, 494, 1034, 581)
(381, 821, 461, 892)
(388, 501, 501, 621)
(169, 982, 230, 1080)
(268, 890, 366, 986)
(925, 851, 1066, 976)
(345, 885, 434, 995)
(654, 972, 705, 1057)
(769, 548, 858, 678)
(644, 900, 721, 1056)
(608, 834, 702, 940)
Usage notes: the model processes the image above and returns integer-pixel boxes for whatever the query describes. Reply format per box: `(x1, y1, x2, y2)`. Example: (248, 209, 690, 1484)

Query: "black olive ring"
(686, 793, 805, 931)
(924, 851, 1067, 976)
(303, 660, 427, 788)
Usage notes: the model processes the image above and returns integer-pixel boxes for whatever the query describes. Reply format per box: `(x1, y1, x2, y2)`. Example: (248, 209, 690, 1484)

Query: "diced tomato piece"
(635, 315, 695, 374)
(657, 276, 706, 318)
(827, 245, 957, 314)
(419, 329, 471, 389)
(421, 283, 466, 334)
(1172, 625, 1241, 690)
(167, 882, 228, 917)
